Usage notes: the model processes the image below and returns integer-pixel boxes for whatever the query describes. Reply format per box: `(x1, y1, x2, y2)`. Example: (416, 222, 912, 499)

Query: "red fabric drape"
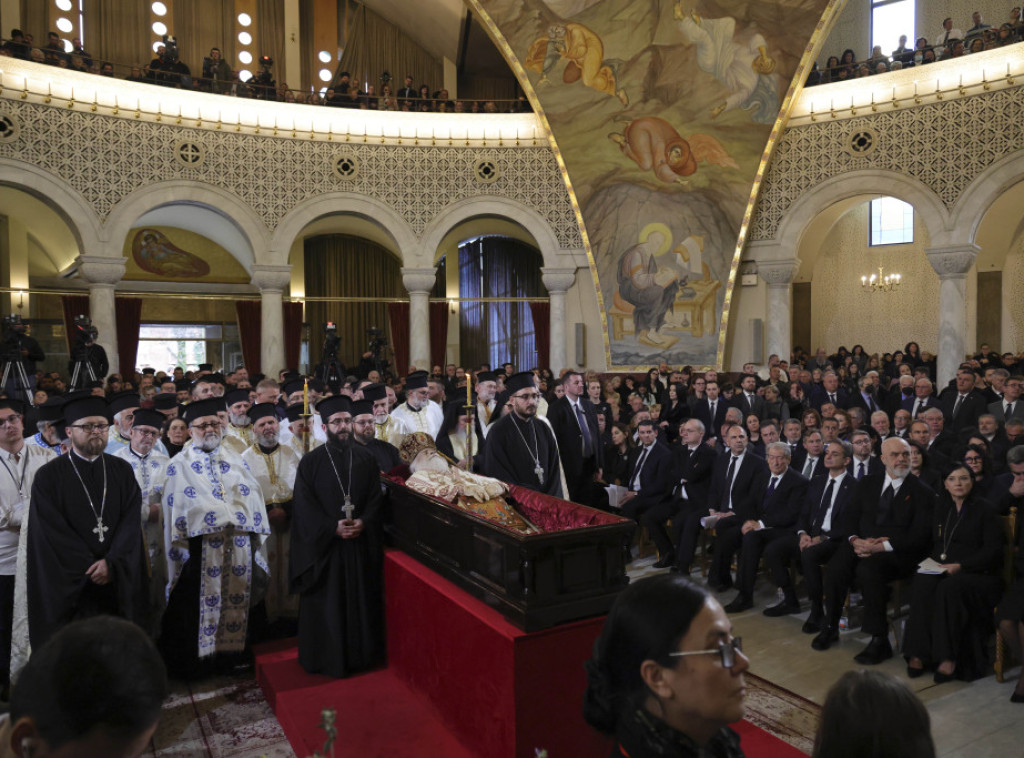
(236, 300, 262, 375)
(60, 295, 90, 353)
(387, 302, 410, 377)
(282, 301, 303, 371)
(114, 297, 142, 376)
(529, 301, 551, 370)
(428, 301, 449, 367)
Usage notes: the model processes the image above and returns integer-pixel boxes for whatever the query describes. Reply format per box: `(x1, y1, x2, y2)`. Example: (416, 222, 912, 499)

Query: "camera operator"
(202, 47, 232, 94)
(251, 55, 277, 100)
(315, 322, 345, 391)
(154, 35, 191, 88)
(0, 315, 44, 397)
(67, 316, 108, 390)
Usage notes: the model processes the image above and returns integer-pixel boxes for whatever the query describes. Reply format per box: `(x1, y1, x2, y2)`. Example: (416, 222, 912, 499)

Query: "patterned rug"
(148, 674, 295, 757)
(743, 673, 821, 756)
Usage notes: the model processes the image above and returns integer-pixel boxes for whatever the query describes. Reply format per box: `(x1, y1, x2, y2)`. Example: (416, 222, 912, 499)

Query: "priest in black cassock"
(483, 372, 564, 498)
(26, 394, 145, 650)
(351, 399, 402, 473)
(289, 395, 385, 678)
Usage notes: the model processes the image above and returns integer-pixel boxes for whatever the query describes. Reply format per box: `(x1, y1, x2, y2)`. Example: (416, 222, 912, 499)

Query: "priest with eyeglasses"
(24, 394, 146, 652)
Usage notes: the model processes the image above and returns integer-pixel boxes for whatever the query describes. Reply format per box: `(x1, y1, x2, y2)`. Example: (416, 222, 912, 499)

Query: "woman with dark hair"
(824, 55, 840, 81)
(811, 670, 934, 758)
(660, 383, 690, 442)
(762, 384, 789, 422)
(962, 443, 995, 499)
(903, 462, 1003, 682)
(583, 574, 748, 758)
(904, 341, 922, 366)
(744, 414, 764, 457)
(603, 422, 633, 486)
(850, 344, 867, 372)
(840, 48, 856, 67)
(162, 416, 188, 458)
(908, 440, 941, 492)
(687, 375, 707, 410)
(801, 408, 821, 431)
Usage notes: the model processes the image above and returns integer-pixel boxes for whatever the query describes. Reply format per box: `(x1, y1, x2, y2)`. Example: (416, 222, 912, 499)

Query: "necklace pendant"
(93, 517, 108, 543)
(940, 552, 947, 561)
(534, 465, 545, 484)
(343, 495, 354, 521)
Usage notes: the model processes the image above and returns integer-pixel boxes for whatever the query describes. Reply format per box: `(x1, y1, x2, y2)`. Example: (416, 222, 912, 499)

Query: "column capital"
(401, 267, 437, 294)
(925, 244, 978, 278)
(76, 255, 125, 286)
(541, 267, 577, 293)
(251, 263, 292, 292)
(757, 259, 800, 286)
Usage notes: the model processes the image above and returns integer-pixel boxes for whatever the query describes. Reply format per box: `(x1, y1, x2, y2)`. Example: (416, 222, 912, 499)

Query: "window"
(136, 324, 239, 372)
(871, 1, 915, 59)
(869, 197, 914, 246)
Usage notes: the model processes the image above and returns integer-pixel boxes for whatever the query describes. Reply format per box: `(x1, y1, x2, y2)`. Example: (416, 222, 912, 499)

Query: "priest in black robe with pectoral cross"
(483, 372, 564, 498)
(26, 394, 145, 650)
(290, 394, 385, 678)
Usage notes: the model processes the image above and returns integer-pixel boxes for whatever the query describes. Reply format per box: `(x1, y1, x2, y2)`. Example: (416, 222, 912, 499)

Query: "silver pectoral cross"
(93, 517, 108, 543)
(534, 465, 545, 484)
(343, 496, 354, 521)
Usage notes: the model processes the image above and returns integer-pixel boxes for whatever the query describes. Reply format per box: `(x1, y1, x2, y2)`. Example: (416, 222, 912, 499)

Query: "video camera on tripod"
(315, 321, 345, 392)
(365, 326, 391, 380)
(0, 314, 32, 403)
(68, 314, 102, 390)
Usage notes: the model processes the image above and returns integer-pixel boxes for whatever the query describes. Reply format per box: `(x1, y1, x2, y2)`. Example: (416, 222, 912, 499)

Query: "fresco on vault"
(471, 0, 832, 368)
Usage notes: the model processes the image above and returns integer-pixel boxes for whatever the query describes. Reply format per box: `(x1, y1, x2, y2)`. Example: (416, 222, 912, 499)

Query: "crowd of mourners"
(808, 8, 1024, 85)
(0, 28, 529, 113)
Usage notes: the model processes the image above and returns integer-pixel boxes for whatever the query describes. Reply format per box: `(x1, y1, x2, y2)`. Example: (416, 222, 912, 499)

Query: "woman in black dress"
(660, 383, 690, 443)
(603, 422, 633, 487)
(904, 462, 1004, 682)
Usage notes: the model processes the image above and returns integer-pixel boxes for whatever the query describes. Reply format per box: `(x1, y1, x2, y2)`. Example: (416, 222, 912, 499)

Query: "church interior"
(0, 0, 1022, 755)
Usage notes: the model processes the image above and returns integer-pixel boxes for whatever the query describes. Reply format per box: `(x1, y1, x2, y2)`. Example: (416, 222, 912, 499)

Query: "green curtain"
(304, 235, 403, 371)
(336, 4, 441, 95)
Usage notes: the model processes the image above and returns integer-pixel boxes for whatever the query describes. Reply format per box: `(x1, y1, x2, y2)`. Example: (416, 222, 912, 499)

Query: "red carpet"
(735, 719, 809, 756)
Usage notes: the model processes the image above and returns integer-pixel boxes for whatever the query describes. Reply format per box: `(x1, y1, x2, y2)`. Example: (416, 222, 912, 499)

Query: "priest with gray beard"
(160, 398, 270, 679)
(351, 399, 401, 473)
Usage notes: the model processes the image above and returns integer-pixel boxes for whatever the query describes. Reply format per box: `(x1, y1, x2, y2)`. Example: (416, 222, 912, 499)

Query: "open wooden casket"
(382, 468, 635, 631)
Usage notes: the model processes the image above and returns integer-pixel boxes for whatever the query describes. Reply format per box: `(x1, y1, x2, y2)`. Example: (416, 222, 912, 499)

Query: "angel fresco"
(673, 3, 779, 123)
(526, 23, 629, 106)
(608, 117, 738, 183)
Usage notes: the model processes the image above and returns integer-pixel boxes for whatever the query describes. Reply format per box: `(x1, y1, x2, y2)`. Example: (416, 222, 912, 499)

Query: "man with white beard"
(474, 371, 499, 442)
(241, 403, 300, 626)
(282, 403, 322, 457)
(390, 371, 442, 438)
(223, 387, 255, 451)
(160, 398, 270, 678)
(112, 408, 170, 636)
(362, 382, 409, 447)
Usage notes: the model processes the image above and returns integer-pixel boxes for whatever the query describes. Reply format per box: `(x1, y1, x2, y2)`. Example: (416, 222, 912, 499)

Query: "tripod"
(316, 357, 345, 392)
(69, 356, 97, 390)
(0, 357, 33, 404)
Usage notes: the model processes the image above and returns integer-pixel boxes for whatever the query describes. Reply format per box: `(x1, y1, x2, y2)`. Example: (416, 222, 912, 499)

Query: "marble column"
(251, 264, 292, 377)
(541, 268, 577, 372)
(757, 259, 800, 365)
(77, 255, 125, 374)
(925, 244, 978, 387)
(401, 267, 437, 372)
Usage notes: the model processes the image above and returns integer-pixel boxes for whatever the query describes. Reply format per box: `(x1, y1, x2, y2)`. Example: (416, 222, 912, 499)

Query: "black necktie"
(631, 447, 650, 490)
(709, 401, 716, 419)
(1007, 402, 1014, 418)
(857, 461, 865, 480)
(814, 478, 835, 532)
(829, 393, 836, 405)
(877, 483, 895, 525)
(575, 403, 593, 458)
(953, 394, 965, 419)
(721, 456, 738, 510)
(764, 476, 778, 504)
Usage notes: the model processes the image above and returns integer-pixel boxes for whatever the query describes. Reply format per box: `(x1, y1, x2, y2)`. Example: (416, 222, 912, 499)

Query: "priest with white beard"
(363, 382, 410, 447)
(281, 402, 323, 457)
(159, 398, 270, 679)
(223, 387, 255, 451)
(112, 408, 170, 636)
(241, 403, 300, 625)
(390, 371, 443, 439)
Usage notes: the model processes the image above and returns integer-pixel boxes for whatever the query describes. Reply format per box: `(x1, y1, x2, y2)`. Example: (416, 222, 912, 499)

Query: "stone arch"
(271, 192, 418, 264)
(951, 151, 1024, 244)
(417, 195, 562, 270)
(0, 160, 102, 255)
(772, 169, 951, 251)
(104, 181, 271, 269)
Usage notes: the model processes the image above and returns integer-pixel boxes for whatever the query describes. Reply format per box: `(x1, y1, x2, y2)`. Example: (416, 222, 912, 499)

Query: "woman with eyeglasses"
(584, 574, 748, 758)
(961, 443, 995, 499)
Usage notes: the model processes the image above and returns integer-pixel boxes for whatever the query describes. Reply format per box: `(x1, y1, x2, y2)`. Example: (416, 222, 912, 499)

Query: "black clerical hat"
(197, 363, 213, 372)
(505, 371, 537, 396)
(309, 379, 326, 393)
(182, 398, 224, 423)
(477, 371, 497, 383)
(351, 399, 373, 417)
(224, 388, 251, 407)
(108, 390, 140, 415)
(248, 403, 278, 423)
(132, 409, 164, 430)
(0, 398, 25, 416)
(63, 396, 110, 426)
(285, 403, 306, 423)
(153, 393, 178, 411)
(174, 379, 190, 391)
(281, 379, 305, 397)
(36, 397, 64, 422)
(318, 395, 351, 421)
(191, 373, 222, 389)
(361, 383, 387, 402)
(141, 367, 156, 375)
(405, 371, 429, 390)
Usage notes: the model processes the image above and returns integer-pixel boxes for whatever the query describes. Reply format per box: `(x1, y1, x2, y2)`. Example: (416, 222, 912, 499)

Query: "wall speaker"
(575, 323, 585, 366)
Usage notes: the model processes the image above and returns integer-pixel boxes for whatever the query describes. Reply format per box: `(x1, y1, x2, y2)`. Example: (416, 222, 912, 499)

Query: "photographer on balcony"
(202, 47, 232, 94)
(251, 55, 277, 100)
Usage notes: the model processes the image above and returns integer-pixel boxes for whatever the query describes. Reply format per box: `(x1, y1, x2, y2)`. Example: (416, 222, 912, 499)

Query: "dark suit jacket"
(753, 468, 807, 528)
(624, 442, 674, 516)
(847, 389, 882, 415)
(707, 451, 769, 520)
(809, 387, 849, 412)
(693, 398, 729, 441)
(847, 456, 884, 480)
(798, 473, 857, 538)
(731, 392, 766, 421)
(903, 394, 936, 417)
(547, 396, 603, 481)
(672, 443, 718, 511)
(988, 399, 1024, 423)
(839, 472, 936, 557)
(939, 389, 987, 431)
(791, 449, 826, 480)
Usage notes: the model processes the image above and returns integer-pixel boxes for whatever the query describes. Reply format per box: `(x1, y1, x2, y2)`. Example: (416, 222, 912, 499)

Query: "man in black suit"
(670, 418, 720, 571)
(792, 429, 826, 480)
(723, 442, 807, 612)
(764, 440, 857, 622)
(620, 420, 674, 561)
(693, 380, 728, 443)
(704, 425, 770, 590)
(847, 376, 882, 416)
(812, 437, 935, 663)
(921, 407, 957, 459)
(548, 371, 603, 504)
(731, 374, 765, 421)
(847, 429, 883, 481)
(397, 74, 417, 100)
(988, 374, 1024, 423)
(782, 419, 803, 458)
(809, 372, 848, 412)
(904, 377, 937, 418)
(939, 369, 987, 432)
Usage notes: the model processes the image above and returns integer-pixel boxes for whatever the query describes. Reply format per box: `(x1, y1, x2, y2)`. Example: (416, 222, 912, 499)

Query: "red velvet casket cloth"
(383, 470, 627, 533)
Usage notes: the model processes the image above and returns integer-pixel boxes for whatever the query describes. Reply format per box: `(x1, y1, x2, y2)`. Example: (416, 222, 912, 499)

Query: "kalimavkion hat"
(505, 372, 537, 396)
(317, 395, 351, 421)
(181, 398, 225, 423)
(62, 396, 110, 426)
(132, 409, 165, 430)
(248, 403, 279, 423)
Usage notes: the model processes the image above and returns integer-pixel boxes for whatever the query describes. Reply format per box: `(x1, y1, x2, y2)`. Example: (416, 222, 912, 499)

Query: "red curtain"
(114, 297, 143, 376)
(387, 302, 410, 377)
(236, 300, 262, 375)
(529, 301, 551, 370)
(428, 301, 449, 367)
(60, 295, 90, 353)
(283, 301, 304, 372)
